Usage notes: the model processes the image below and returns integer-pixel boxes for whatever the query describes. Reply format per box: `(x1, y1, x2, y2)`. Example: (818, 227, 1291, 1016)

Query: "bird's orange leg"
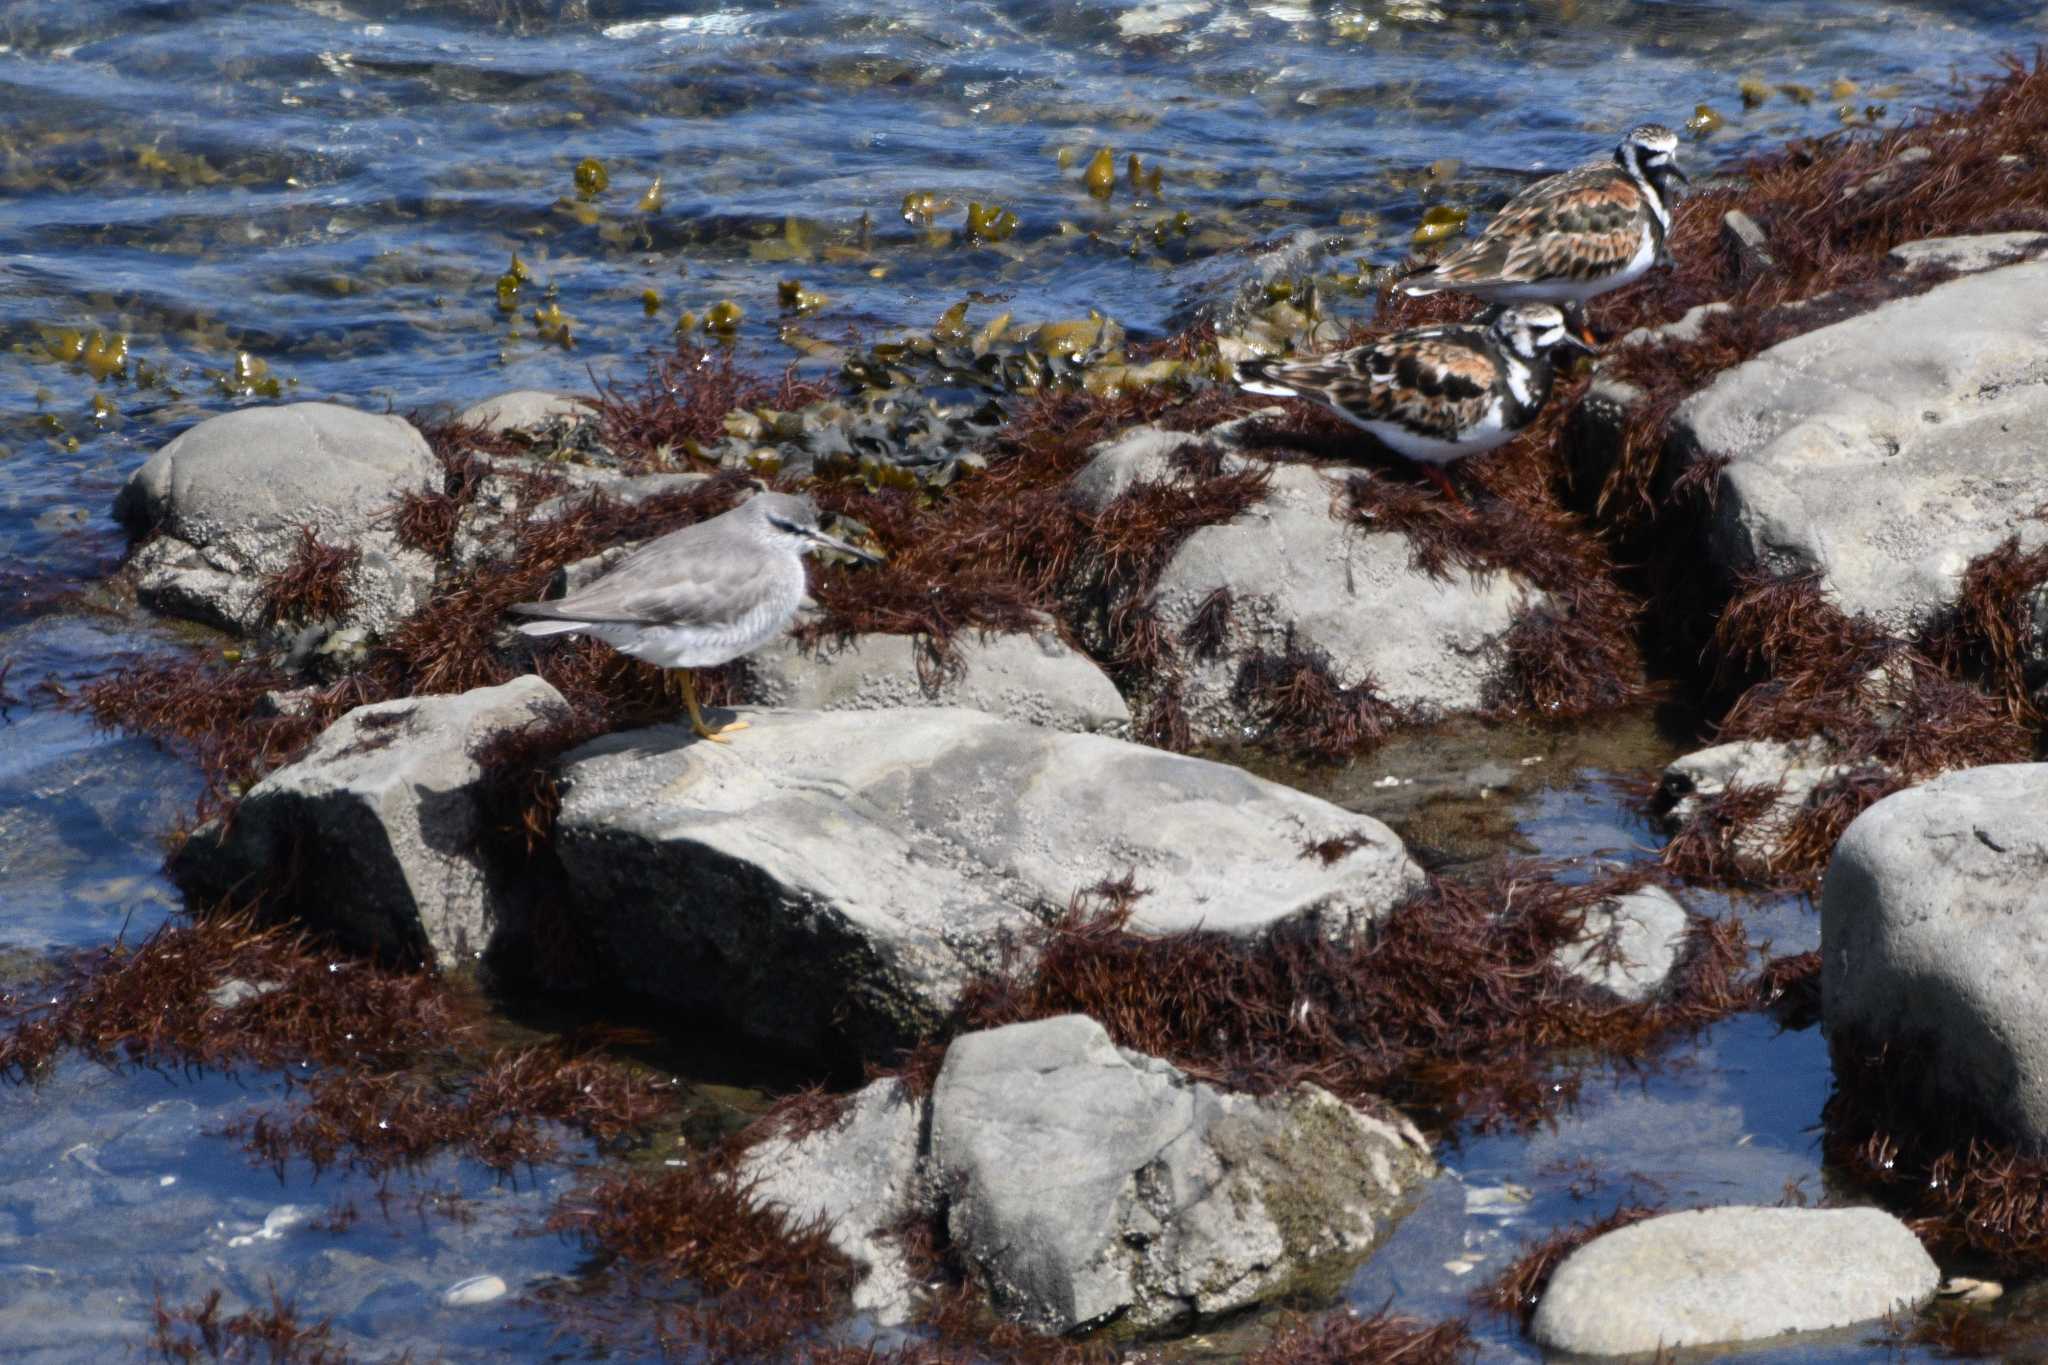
(681, 671, 748, 743)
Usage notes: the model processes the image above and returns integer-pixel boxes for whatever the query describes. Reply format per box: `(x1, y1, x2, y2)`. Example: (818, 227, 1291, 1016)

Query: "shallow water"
(5, 0, 2048, 1357)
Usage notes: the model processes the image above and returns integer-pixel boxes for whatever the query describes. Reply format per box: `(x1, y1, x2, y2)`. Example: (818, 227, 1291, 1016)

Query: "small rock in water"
(443, 1274, 509, 1307)
(227, 1204, 312, 1247)
(205, 978, 281, 1011)
(1554, 885, 1690, 1004)
(1530, 1206, 1937, 1354)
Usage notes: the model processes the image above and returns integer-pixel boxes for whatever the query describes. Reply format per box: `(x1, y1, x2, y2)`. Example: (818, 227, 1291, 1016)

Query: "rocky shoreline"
(34, 61, 2048, 1363)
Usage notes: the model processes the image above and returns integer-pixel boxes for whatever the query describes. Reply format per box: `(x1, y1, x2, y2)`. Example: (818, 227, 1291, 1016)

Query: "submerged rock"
(551, 707, 1423, 1055)
(1822, 764, 2048, 1151)
(1555, 884, 1690, 1003)
(173, 676, 570, 965)
(745, 626, 1130, 735)
(739, 1078, 926, 1325)
(112, 403, 440, 646)
(1531, 1206, 1937, 1355)
(928, 1014, 1431, 1334)
(1674, 258, 2048, 639)
(1076, 424, 1537, 735)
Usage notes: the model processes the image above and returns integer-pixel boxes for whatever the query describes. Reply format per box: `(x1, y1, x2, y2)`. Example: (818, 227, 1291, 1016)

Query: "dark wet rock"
(453, 390, 596, 436)
(1567, 302, 1731, 494)
(1077, 424, 1537, 730)
(1822, 764, 2048, 1150)
(1848, 143, 1933, 198)
(1888, 231, 2048, 274)
(1555, 884, 1690, 1003)
(746, 626, 1129, 735)
(701, 390, 999, 488)
(1654, 738, 1885, 867)
(739, 1078, 926, 1324)
(551, 708, 1423, 1055)
(1531, 1206, 1937, 1354)
(1720, 210, 1774, 279)
(112, 403, 440, 644)
(928, 1014, 1432, 1334)
(173, 676, 570, 966)
(1673, 260, 2048, 637)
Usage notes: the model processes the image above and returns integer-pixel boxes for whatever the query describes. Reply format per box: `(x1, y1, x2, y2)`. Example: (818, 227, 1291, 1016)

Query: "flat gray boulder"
(1556, 884, 1690, 1003)
(113, 402, 441, 642)
(1675, 260, 2048, 636)
(552, 708, 1423, 1054)
(1531, 1206, 1938, 1355)
(1822, 764, 2048, 1150)
(739, 1078, 925, 1325)
(746, 628, 1129, 735)
(1888, 232, 2048, 274)
(929, 1015, 1430, 1333)
(1076, 427, 1535, 735)
(173, 676, 570, 965)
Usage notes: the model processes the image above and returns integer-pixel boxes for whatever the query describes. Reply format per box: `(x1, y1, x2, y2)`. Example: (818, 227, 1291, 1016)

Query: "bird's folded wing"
(1425, 165, 1641, 285)
(508, 547, 769, 628)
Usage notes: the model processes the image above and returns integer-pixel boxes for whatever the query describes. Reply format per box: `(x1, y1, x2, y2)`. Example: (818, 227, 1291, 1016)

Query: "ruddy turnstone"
(1235, 302, 1594, 499)
(1398, 124, 1688, 329)
(507, 491, 881, 742)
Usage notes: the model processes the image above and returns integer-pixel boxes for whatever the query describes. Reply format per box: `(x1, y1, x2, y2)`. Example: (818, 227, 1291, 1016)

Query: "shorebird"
(1236, 302, 1595, 500)
(1398, 123, 1688, 335)
(507, 491, 880, 741)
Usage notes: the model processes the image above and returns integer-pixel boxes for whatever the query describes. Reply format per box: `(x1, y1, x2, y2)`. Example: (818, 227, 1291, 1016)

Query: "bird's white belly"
(1347, 399, 1513, 466)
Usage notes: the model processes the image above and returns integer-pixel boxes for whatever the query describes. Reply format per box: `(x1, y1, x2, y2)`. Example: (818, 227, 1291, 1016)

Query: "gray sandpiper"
(507, 490, 881, 741)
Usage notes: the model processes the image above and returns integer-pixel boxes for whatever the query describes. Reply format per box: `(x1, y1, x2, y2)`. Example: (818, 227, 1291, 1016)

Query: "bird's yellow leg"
(681, 670, 748, 742)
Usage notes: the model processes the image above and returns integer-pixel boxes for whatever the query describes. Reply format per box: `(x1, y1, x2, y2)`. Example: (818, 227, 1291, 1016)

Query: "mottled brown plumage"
(1402, 124, 1686, 309)
(1236, 303, 1594, 490)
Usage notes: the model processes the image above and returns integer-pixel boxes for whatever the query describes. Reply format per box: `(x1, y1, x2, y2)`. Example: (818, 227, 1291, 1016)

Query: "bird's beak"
(1666, 162, 1690, 186)
(1559, 331, 1600, 356)
(809, 530, 885, 565)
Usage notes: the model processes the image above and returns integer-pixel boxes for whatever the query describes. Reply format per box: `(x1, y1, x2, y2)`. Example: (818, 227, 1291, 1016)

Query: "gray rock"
(1674, 261, 2048, 635)
(1848, 143, 1933, 198)
(1160, 465, 1533, 726)
(1070, 423, 1228, 514)
(1556, 885, 1690, 1003)
(451, 462, 708, 571)
(745, 627, 1129, 735)
(929, 1014, 1431, 1334)
(1655, 738, 1882, 868)
(739, 1079, 926, 1324)
(1888, 232, 2048, 275)
(113, 403, 440, 641)
(1531, 1206, 1938, 1355)
(453, 390, 596, 436)
(552, 708, 1423, 1054)
(173, 676, 571, 965)
(1075, 428, 1537, 731)
(1822, 764, 2048, 1150)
